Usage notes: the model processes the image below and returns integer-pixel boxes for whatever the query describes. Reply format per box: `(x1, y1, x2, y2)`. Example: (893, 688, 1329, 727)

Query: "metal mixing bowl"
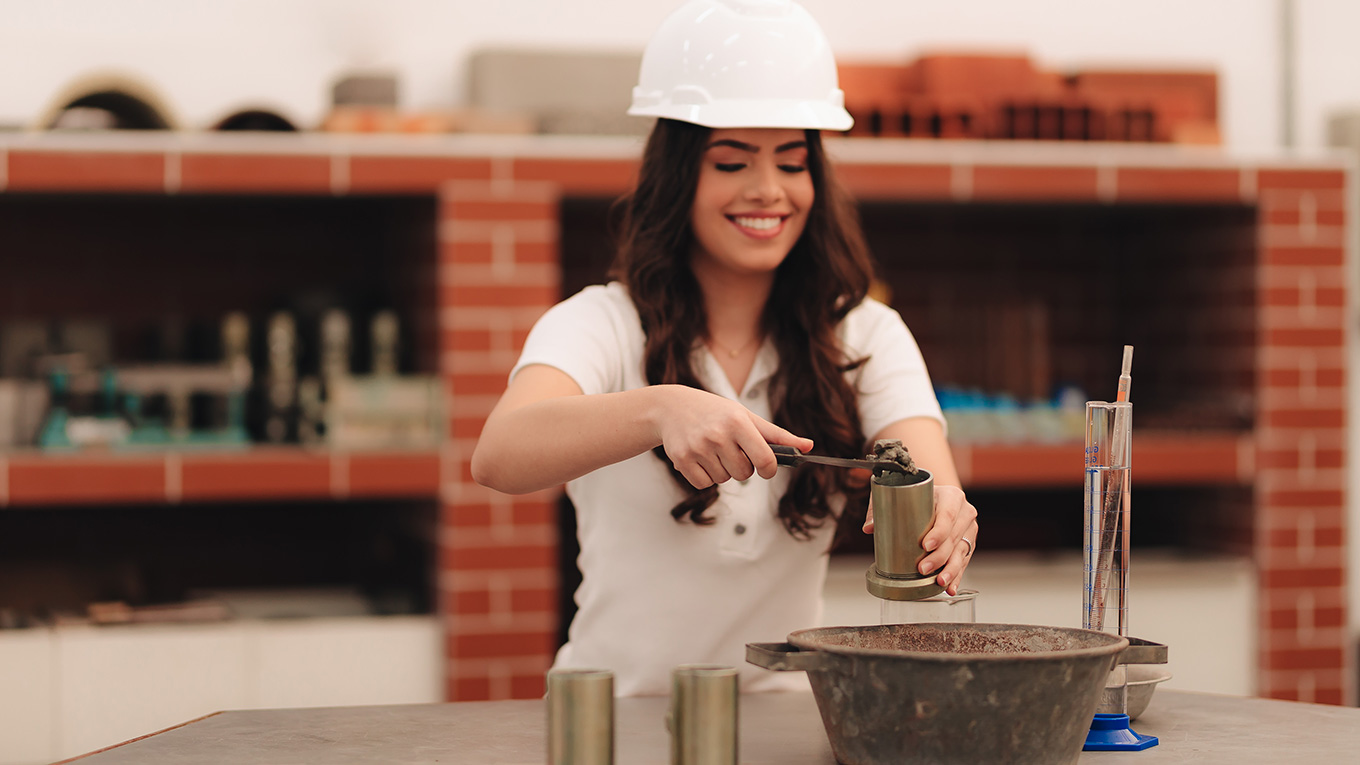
(1126, 664, 1173, 720)
(748, 622, 1167, 765)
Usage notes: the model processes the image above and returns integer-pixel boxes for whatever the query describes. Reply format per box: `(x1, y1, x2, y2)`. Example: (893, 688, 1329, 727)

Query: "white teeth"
(734, 216, 780, 230)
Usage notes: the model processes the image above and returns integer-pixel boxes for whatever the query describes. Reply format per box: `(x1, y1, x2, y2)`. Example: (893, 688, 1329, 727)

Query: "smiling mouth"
(728, 214, 787, 238)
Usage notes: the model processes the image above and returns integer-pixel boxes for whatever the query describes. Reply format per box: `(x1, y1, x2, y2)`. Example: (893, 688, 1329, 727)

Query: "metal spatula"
(770, 444, 907, 473)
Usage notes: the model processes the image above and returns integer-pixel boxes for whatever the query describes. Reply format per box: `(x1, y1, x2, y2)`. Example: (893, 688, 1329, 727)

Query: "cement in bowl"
(1126, 665, 1173, 720)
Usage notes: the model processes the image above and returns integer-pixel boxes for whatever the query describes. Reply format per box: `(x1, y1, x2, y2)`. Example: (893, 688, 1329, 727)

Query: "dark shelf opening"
(0, 498, 438, 628)
(0, 193, 439, 377)
(860, 201, 1258, 430)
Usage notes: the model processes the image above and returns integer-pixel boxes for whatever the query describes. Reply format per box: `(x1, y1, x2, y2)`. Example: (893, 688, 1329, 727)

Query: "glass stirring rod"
(1091, 345, 1134, 634)
(1116, 346, 1133, 402)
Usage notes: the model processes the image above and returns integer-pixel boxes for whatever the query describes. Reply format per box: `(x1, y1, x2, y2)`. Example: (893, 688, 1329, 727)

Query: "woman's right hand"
(653, 385, 813, 489)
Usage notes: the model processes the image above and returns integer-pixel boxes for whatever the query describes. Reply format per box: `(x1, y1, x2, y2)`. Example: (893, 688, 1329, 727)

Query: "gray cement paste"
(869, 439, 925, 485)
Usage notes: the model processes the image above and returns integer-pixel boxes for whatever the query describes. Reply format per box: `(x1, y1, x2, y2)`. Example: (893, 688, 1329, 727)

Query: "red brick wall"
(838, 56, 1217, 143)
(1254, 169, 1350, 704)
(437, 181, 564, 700)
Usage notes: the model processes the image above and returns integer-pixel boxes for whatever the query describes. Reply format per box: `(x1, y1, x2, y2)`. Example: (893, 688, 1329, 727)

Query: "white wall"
(0, 0, 1355, 151)
(1295, 0, 1360, 148)
(0, 616, 442, 765)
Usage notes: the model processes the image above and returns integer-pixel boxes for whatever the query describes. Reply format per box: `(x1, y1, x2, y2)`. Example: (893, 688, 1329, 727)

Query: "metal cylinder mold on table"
(865, 468, 944, 600)
(547, 668, 614, 765)
(668, 665, 738, 765)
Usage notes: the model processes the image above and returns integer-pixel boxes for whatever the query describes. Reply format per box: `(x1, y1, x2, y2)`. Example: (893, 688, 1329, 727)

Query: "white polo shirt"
(510, 282, 942, 696)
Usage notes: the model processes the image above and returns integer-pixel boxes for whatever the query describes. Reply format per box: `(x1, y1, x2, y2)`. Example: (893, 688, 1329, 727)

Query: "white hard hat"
(628, 0, 853, 131)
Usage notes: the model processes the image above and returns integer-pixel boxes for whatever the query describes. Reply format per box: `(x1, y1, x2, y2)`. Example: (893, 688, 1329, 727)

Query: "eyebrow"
(707, 139, 808, 153)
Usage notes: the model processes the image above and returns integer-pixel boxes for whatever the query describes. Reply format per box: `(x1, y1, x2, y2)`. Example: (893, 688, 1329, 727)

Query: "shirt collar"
(694, 338, 779, 401)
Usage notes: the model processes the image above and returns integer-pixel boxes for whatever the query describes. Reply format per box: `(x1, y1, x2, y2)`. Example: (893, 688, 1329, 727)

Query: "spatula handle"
(769, 444, 804, 468)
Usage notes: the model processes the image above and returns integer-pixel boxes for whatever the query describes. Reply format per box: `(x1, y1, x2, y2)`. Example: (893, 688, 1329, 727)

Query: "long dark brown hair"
(610, 118, 877, 545)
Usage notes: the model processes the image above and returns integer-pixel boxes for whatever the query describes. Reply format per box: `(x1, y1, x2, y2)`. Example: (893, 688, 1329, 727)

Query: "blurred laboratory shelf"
(823, 550, 1257, 698)
(954, 430, 1251, 487)
(0, 448, 441, 507)
(0, 615, 442, 765)
(0, 432, 1244, 508)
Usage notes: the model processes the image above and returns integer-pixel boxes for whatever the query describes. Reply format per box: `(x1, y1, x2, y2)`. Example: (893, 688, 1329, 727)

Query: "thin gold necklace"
(708, 334, 761, 359)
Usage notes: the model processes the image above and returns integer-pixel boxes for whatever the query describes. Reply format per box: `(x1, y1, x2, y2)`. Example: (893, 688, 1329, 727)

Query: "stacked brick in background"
(1070, 71, 1220, 144)
(437, 182, 563, 700)
(1253, 169, 1349, 704)
(839, 54, 1218, 143)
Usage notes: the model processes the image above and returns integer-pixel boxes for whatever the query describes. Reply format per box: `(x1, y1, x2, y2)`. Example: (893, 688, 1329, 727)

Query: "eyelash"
(714, 163, 807, 173)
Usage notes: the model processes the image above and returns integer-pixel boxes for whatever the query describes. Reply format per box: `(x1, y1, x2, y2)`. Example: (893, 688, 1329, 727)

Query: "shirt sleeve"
(509, 285, 628, 396)
(842, 299, 945, 440)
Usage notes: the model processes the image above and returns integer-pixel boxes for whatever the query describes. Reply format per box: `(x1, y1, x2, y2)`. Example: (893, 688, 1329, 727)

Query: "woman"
(471, 0, 978, 696)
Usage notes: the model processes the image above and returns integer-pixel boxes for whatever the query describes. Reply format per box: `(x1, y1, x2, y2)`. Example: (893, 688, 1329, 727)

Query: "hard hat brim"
(628, 99, 853, 132)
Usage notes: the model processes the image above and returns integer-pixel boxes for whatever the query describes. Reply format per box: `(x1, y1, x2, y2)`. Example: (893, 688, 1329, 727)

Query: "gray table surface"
(66, 689, 1360, 764)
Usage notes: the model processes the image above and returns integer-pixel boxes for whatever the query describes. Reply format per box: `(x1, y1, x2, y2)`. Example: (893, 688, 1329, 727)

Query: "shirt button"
(734, 524, 747, 535)
(745, 388, 761, 400)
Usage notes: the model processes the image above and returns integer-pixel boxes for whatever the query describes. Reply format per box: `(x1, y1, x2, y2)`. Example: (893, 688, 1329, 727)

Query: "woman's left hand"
(863, 484, 978, 596)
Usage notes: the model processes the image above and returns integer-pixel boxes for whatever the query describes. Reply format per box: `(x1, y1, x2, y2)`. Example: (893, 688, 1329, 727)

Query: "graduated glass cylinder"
(1084, 401, 1132, 714)
(880, 588, 978, 624)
